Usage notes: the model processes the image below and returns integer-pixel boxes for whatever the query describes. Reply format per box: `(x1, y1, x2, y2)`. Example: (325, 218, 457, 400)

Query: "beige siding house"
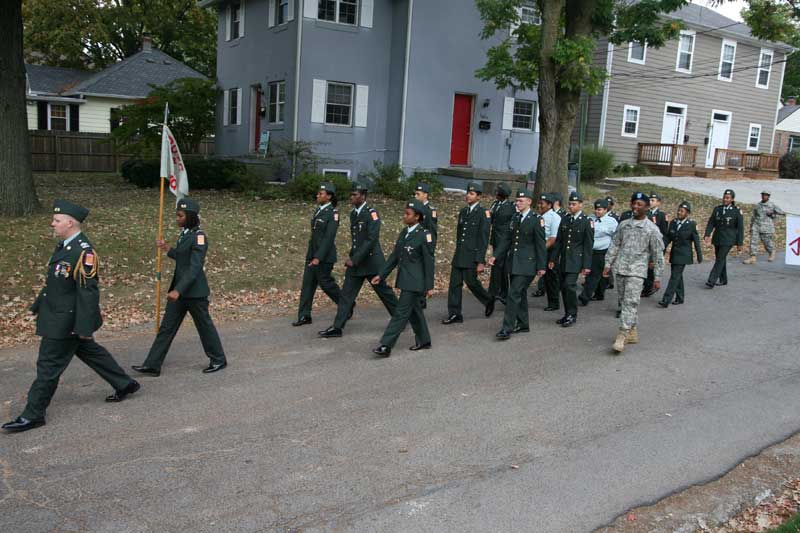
(582, 4, 793, 171)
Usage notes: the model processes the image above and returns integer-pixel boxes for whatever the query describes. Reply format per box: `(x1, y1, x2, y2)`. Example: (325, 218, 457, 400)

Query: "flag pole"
(155, 103, 169, 332)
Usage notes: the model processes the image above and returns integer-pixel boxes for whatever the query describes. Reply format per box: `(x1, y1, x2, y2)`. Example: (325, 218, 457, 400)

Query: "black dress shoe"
(543, 306, 559, 312)
(532, 289, 545, 297)
(2, 417, 45, 433)
(202, 362, 227, 374)
(409, 342, 431, 351)
(615, 310, 621, 318)
(497, 297, 507, 306)
(591, 295, 604, 301)
(673, 298, 684, 305)
(318, 326, 343, 338)
(131, 365, 160, 377)
(292, 316, 312, 327)
(657, 301, 669, 308)
(705, 282, 715, 289)
(372, 345, 391, 358)
(495, 330, 511, 340)
(441, 315, 463, 325)
(485, 300, 495, 317)
(560, 315, 577, 327)
(420, 300, 427, 309)
(105, 380, 141, 402)
(512, 325, 530, 334)
(716, 281, 728, 286)
(578, 297, 588, 307)
(607, 283, 614, 289)
(556, 315, 568, 324)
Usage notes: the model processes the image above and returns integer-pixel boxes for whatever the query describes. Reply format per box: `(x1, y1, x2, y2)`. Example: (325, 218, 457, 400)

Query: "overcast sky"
(695, 0, 747, 22)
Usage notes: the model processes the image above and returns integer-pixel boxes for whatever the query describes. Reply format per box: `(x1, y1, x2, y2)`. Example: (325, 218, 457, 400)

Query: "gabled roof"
(26, 64, 93, 96)
(66, 48, 206, 99)
(777, 105, 800, 125)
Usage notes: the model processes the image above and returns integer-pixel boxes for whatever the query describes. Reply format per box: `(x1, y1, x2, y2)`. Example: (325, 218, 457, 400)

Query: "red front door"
(450, 94, 473, 166)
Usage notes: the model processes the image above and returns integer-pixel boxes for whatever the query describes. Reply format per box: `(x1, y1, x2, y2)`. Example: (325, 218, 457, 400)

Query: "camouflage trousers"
(616, 274, 645, 331)
(749, 227, 775, 255)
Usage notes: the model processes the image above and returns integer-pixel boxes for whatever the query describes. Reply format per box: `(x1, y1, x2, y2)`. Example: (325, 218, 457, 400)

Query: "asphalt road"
(1, 256, 799, 532)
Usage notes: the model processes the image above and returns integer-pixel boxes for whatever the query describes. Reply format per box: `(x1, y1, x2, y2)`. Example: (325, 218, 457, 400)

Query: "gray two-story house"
(581, 3, 793, 174)
(200, 0, 541, 181)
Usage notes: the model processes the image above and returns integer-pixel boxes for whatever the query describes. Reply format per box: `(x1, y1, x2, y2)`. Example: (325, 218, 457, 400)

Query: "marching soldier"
(659, 201, 703, 308)
(642, 193, 668, 297)
(133, 198, 227, 376)
(604, 192, 665, 353)
(534, 194, 561, 307)
(704, 189, 744, 288)
(3, 201, 139, 433)
(488, 182, 516, 305)
(490, 189, 547, 340)
(443, 182, 494, 324)
(551, 192, 567, 218)
(579, 198, 618, 306)
(743, 190, 786, 264)
(318, 183, 398, 338)
(293, 182, 342, 326)
(414, 182, 438, 309)
(371, 200, 434, 358)
(548, 191, 594, 327)
(606, 196, 620, 222)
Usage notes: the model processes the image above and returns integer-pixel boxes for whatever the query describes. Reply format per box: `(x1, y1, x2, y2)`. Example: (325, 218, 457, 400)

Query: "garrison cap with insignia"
(631, 191, 647, 202)
(496, 182, 511, 197)
(516, 188, 533, 199)
(177, 197, 200, 213)
(594, 198, 609, 209)
(319, 182, 336, 194)
(351, 181, 369, 193)
(568, 191, 583, 202)
(679, 201, 692, 212)
(605, 196, 615, 205)
(53, 199, 89, 222)
(466, 181, 482, 194)
(761, 190, 771, 196)
(724, 188, 735, 198)
(415, 182, 430, 193)
(407, 199, 426, 215)
(649, 192, 662, 201)
(539, 193, 554, 204)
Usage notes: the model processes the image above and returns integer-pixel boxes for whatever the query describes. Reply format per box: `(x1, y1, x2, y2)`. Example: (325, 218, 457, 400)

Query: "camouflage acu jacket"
(606, 217, 665, 279)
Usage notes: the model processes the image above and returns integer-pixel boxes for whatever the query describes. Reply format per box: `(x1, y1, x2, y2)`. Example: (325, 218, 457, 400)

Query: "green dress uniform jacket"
(665, 218, 703, 265)
(31, 233, 102, 338)
(704, 204, 745, 246)
(549, 213, 594, 273)
(420, 202, 438, 248)
(489, 200, 516, 252)
(494, 212, 548, 275)
(348, 205, 386, 276)
(380, 226, 435, 293)
(649, 209, 669, 236)
(452, 204, 490, 268)
(306, 204, 339, 264)
(167, 228, 211, 298)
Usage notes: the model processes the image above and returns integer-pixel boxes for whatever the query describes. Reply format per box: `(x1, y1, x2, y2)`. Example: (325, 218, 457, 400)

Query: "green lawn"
(772, 514, 800, 533)
(0, 173, 782, 348)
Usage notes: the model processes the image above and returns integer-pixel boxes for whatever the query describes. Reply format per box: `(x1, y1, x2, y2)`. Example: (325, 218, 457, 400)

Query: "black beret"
(177, 197, 200, 213)
(53, 199, 89, 222)
(594, 199, 609, 209)
(466, 181, 483, 193)
(568, 191, 583, 202)
(319, 182, 336, 194)
(415, 182, 430, 193)
(631, 192, 648, 202)
(406, 199, 425, 215)
(352, 182, 369, 193)
(516, 188, 533, 199)
(496, 182, 511, 197)
(724, 188, 735, 198)
(649, 193, 662, 201)
(679, 201, 692, 212)
(539, 194, 554, 204)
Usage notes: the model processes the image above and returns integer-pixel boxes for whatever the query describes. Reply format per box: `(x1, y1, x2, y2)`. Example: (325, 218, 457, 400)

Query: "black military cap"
(761, 190, 771, 196)
(415, 182, 430, 193)
(466, 181, 482, 194)
(352, 182, 369, 193)
(594, 198, 609, 209)
(605, 196, 615, 206)
(53, 199, 89, 222)
(539, 193, 554, 205)
(550, 192, 563, 204)
(649, 192, 662, 201)
(724, 188, 735, 198)
(406, 199, 426, 215)
(679, 201, 692, 212)
(177, 197, 200, 213)
(516, 188, 534, 199)
(568, 191, 583, 202)
(496, 182, 511, 197)
(631, 191, 648, 202)
(319, 182, 336, 194)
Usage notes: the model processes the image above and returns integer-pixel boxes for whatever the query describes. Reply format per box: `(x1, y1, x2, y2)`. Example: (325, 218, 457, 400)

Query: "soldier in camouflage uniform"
(604, 192, 665, 354)
(743, 190, 786, 264)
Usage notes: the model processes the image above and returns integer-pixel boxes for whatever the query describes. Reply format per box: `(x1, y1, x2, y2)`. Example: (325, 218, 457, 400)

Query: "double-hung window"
(676, 31, 695, 73)
(519, 5, 541, 25)
(277, 0, 289, 24)
(318, 0, 357, 25)
(748, 124, 761, 151)
(231, 2, 242, 39)
(628, 41, 646, 64)
(268, 81, 285, 124)
(224, 88, 241, 126)
(718, 39, 736, 81)
(621, 105, 640, 138)
(512, 100, 536, 131)
(756, 49, 773, 88)
(325, 82, 354, 126)
(48, 103, 68, 131)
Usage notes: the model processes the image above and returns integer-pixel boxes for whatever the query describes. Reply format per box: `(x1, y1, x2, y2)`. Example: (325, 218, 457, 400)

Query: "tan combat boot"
(743, 255, 757, 265)
(626, 327, 639, 344)
(613, 330, 627, 353)
(768, 251, 776, 262)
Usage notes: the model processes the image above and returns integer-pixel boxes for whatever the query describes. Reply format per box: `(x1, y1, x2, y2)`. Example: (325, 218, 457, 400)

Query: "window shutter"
(360, 0, 374, 28)
(502, 97, 514, 130)
(69, 104, 79, 132)
(303, 0, 317, 18)
(268, 0, 276, 27)
(355, 85, 369, 127)
(223, 90, 230, 126)
(37, 102, 48, 130)
(287, 0, 295, 21)
(240, 0, 245, 37)
(226, 5, 232, 41)
(534, 102, 540, 132)
(236, 88, 243, 125)
(311, 79, 326, 123)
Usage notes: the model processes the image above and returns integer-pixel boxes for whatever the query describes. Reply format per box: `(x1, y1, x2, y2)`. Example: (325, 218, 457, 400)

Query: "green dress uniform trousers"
(298, 262, 342, 320)
(447, 267, 492, 317)
(298, 204, 342, 319)
(708, 245, 732, 285)
(379, 290, 431, 348)
(705, 204, 744, 286)
(447, 204, 491, 318)
(662, 264, 686, 303)
(334, 271, 396, 329)
(580, 250, 608, 302)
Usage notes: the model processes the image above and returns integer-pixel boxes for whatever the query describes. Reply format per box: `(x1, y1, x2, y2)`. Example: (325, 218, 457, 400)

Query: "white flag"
(160, 125, 189, 202)
(786, 214, 800, 266)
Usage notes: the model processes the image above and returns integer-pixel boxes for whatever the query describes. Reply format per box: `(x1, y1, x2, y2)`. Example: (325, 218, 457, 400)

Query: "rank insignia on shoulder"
(485, 210, 491, 218)
(426, 233, 432, 243)
(197, 234, 206, 246)
(80, 242, 91, 249)
(540, 218, 545, 227)
(431, 210, 437, 218)
(334, 212, 339, 221)
(589, 220, 595, 228)
(371, 211, 379, 221)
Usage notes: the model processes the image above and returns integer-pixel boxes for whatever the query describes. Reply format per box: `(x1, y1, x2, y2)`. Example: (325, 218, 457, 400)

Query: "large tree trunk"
(0, 0, 39, 216)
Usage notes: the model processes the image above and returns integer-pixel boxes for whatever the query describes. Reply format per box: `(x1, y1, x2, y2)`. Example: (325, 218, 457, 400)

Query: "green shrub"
(410, 169, 444, 195)
(632, 163, 651, 176)
(779, 152, 800, 179)
(613, 162, 633, 177)
(286, 172, 352, 201)
(120, 157, 247, 190)
(580, 146, 615, 182)
(363, 161, 443, 200)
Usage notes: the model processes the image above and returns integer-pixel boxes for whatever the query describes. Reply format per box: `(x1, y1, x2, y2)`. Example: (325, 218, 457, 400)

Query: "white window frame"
(277, 0, 289, 25)
(675, 30, 696, 74)
(322, 169, 351, 178)
(627, 41, 647, 65)
(324, 81, 354, 127)
(318, 0, 358, 26)
(230, 2, 243, 40)
(510, 4, 540, 36)
(47, 103, 69, 131)
(268, 81, 285, 124)
(747, 123, 762, 151)
(511, 99, 536, 132)
(756, 48, 773, 89)
(790, 135, 800, 152)
(225, 88, 241, 126)
(717, 39, 737, 82)
(621, 105, 640, 138)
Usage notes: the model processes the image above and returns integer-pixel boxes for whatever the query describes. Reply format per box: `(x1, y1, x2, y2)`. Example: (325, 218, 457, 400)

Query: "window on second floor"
(748, 124, 761, 151)
(231, 2, 242, 39)
(676, 31, 695, 73)
(318, 0, 357, 25)
(628, 41, 646, 64)
(268, 81, 285, 124)
(277, 0, 289, 24)
(325, 82, 354, 126)
(757, 49, 773, 88)
(519, 5, 541, 25)
(718, 40, 736, 81)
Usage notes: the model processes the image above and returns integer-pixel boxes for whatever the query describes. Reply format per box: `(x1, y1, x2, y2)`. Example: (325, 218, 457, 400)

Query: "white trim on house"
(661, 101, 688, 144)
(510, 98, 537, 133)
(303, 0, 316, 18)
(322, 168, 351, 178)
(756, 48, 774, 89)
(627, 41, 647, 65)
(621, 105, 640, 138)
(47, 102, 70, 131)
(598, 42, 614, 147)
(675, 30, 696, 74)
(706, 109, 732, 167)
(717, 38, 737, 82)
(355, 84, 369, 128)
(398, 0, 414, 166)
(747, 123, 762, 151)
(360, 0, 374, 28)
(268, 0, 276, 27)
(771, 56, 790, 152)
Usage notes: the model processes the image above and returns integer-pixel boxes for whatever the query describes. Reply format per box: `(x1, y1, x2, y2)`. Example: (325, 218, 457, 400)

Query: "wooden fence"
(712, 148, 779, 172)
(637, 143, 698, 168)
(29, 131, 214, 173)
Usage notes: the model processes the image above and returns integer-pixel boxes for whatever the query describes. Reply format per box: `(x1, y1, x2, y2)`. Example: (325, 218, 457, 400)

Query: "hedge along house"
(203, 0, 541, 187)
(25, 37, 206, 134)
(577, 3, 793, 178)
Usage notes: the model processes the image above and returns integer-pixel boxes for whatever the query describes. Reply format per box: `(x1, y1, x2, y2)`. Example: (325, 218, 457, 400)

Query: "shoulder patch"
(540, 218, 545, 227)
(589, 219, 595, 228)
(371, 210, 379, 221)
(431, 209, 437, 219)
(426, 232, 433, 243)
(334, 212, 339, 222)
(196, 234, 206, 246)
(485, 209, 491, 219)
(83, 252, 94, 267)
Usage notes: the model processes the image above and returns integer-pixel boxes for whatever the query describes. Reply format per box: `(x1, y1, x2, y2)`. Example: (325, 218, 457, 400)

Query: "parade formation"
(0, 182, 787, 433)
